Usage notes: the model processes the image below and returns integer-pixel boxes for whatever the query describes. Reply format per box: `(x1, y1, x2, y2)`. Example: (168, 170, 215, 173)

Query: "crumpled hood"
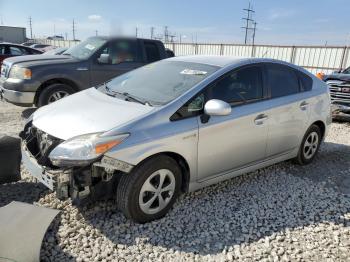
(32, 88, 154, 140)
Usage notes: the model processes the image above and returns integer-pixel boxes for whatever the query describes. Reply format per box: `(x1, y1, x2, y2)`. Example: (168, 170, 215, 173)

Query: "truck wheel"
(294, 124, 322, 165)
(116, 155, 182, 223)
(37, 83, 75, 107)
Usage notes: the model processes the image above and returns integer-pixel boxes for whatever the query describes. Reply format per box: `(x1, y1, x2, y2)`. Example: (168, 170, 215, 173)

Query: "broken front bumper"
(21, 143, 71, 198)
(22, 141, 134, 202)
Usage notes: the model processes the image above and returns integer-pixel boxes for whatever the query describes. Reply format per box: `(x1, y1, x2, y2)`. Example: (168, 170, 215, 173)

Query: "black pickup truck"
(0, 36, 171, 107)
(323, 67, 350, 120)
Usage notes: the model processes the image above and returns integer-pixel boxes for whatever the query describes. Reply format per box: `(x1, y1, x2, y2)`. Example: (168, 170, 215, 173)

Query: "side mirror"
(97, 53, 109, 64)
(204, 99, 231, 116)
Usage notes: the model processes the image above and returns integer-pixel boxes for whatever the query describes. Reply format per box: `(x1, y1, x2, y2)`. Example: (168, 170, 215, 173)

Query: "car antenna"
(262, 50, 269, 58)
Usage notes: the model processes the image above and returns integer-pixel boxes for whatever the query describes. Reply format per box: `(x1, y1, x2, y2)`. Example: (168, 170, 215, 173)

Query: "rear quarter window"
(298, 72, 313, 91)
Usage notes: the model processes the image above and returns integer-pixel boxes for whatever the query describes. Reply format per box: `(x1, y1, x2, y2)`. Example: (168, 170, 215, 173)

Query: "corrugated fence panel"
(197, 44, 221, 55)
(254, 46, 293, 62)
(223, 45, 253, 57)
(173, 43, 196, 56)
(33, 38, 350, 73)
(294, 47, 344, 72)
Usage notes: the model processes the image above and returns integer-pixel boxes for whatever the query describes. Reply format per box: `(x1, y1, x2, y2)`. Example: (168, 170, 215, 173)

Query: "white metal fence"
(164, 43, 350, 74)
(33, 38, 350, 74)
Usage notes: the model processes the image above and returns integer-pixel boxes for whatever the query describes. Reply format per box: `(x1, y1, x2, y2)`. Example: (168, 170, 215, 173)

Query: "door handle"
(254, 114, 268, 125)
(300, 101, 309, 111)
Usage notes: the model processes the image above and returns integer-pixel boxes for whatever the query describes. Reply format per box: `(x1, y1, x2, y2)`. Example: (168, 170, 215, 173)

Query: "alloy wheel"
(48, 91, 70, 103)
(303, 131, 319, 159)
(139, 169, 176, 215)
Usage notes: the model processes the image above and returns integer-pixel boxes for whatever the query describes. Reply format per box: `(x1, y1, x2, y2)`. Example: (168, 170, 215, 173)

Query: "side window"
(0, 46, 5, 55)
(9, 46, 24, 55)
(266, 64, 300, 98)
(97, 40, 137, 64)
(144, 42, 160, 63)
(170, 94, 205, 121)
(208, 66, 264, 104)
(298, 72, 313, 91)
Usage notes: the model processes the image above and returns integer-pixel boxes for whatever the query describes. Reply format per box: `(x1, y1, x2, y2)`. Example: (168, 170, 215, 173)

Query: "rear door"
(89, 39, 144, 86)
(264, 63, 310, 158)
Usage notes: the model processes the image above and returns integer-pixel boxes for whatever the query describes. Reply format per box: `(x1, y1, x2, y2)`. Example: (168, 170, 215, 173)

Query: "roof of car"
(168, 55, 249, 67)
(168, 55, 303, 70)
(0, 42, 34, 48)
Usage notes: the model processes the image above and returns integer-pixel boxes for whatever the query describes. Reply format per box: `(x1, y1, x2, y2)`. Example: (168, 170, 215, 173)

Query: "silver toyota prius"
(21, 56, 331, 223)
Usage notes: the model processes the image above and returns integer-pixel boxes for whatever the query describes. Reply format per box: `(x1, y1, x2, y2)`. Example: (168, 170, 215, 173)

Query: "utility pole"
(28, 16, 33, 39)
(241, 2, 255, 44)
(95, 30, 98, 36)
(135, 27, 138, 37)
(164, 26, 168, 43)
(252, 21, 257, 46)
(72, 19, 76, 41)
(150, 27, 154, 39)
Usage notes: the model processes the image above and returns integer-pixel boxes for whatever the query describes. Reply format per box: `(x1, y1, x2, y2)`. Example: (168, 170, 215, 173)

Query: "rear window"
(266, 64, 300, 98)
(144, 42, 160, 62)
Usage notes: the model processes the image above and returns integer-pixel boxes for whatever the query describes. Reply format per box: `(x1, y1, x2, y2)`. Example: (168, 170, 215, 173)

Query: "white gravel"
(1, 100, 350, 261)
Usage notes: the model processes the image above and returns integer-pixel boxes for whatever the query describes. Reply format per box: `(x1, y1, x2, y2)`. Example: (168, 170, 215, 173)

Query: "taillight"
(316, 72, 325, 80)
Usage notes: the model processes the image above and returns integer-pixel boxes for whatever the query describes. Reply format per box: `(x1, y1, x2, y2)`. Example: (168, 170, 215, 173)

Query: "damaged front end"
(20, 121, 134, 204)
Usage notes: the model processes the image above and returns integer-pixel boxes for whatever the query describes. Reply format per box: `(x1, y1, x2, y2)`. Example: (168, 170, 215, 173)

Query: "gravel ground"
(0, 100, 350, 261)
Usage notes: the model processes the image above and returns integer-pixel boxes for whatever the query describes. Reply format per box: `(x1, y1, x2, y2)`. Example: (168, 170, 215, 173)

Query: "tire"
(294, 124, 322, 165)
(116, 155, 182, 223)
(0, 136, 21, 184)
(37, 83, 75, 107)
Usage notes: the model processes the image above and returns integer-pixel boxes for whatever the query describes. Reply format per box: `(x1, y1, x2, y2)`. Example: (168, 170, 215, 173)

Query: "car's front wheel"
(294, 124, 322, 165)
(37, 83, 75, 107)
(116, 155, 182, 223)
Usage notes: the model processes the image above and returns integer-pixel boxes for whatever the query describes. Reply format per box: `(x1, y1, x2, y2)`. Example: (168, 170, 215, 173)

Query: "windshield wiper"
(103, 85, 151, 106)
(122, 92, 149, 105)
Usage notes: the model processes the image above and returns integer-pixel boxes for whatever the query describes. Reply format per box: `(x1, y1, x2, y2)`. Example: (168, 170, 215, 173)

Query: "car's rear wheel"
(294, 124, 322, 165)
(37, 83, 75, 107)
(116, 155, 182, 223)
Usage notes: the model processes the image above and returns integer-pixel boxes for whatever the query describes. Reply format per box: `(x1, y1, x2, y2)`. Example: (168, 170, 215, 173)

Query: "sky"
(0, 0, 349, 46)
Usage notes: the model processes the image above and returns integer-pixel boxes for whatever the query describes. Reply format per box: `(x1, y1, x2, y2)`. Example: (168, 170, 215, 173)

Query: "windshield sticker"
(181, 69, 207, 75)
(85, 44, 96, 50)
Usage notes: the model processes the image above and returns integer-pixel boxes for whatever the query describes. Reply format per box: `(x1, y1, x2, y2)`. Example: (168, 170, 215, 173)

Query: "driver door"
(89, 39, 144, 86)
(197, 64, 270, 181)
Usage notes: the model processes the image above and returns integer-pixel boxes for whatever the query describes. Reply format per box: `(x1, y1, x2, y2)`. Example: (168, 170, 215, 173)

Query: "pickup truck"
(0, 36, 170, 107)
(323, 67, 350, 120)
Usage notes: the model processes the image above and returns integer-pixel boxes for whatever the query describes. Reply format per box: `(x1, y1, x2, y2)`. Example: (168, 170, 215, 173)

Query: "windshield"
(98, 60, 219, 105)
(63, 37, 107, 60)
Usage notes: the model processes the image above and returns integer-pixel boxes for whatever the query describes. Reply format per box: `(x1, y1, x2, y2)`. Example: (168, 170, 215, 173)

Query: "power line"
(241, 2, 255, 44)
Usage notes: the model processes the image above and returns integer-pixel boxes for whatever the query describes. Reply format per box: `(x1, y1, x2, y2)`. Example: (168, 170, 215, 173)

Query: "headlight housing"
(9, 66, 32, 80)
(49, 133, 129, 167)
